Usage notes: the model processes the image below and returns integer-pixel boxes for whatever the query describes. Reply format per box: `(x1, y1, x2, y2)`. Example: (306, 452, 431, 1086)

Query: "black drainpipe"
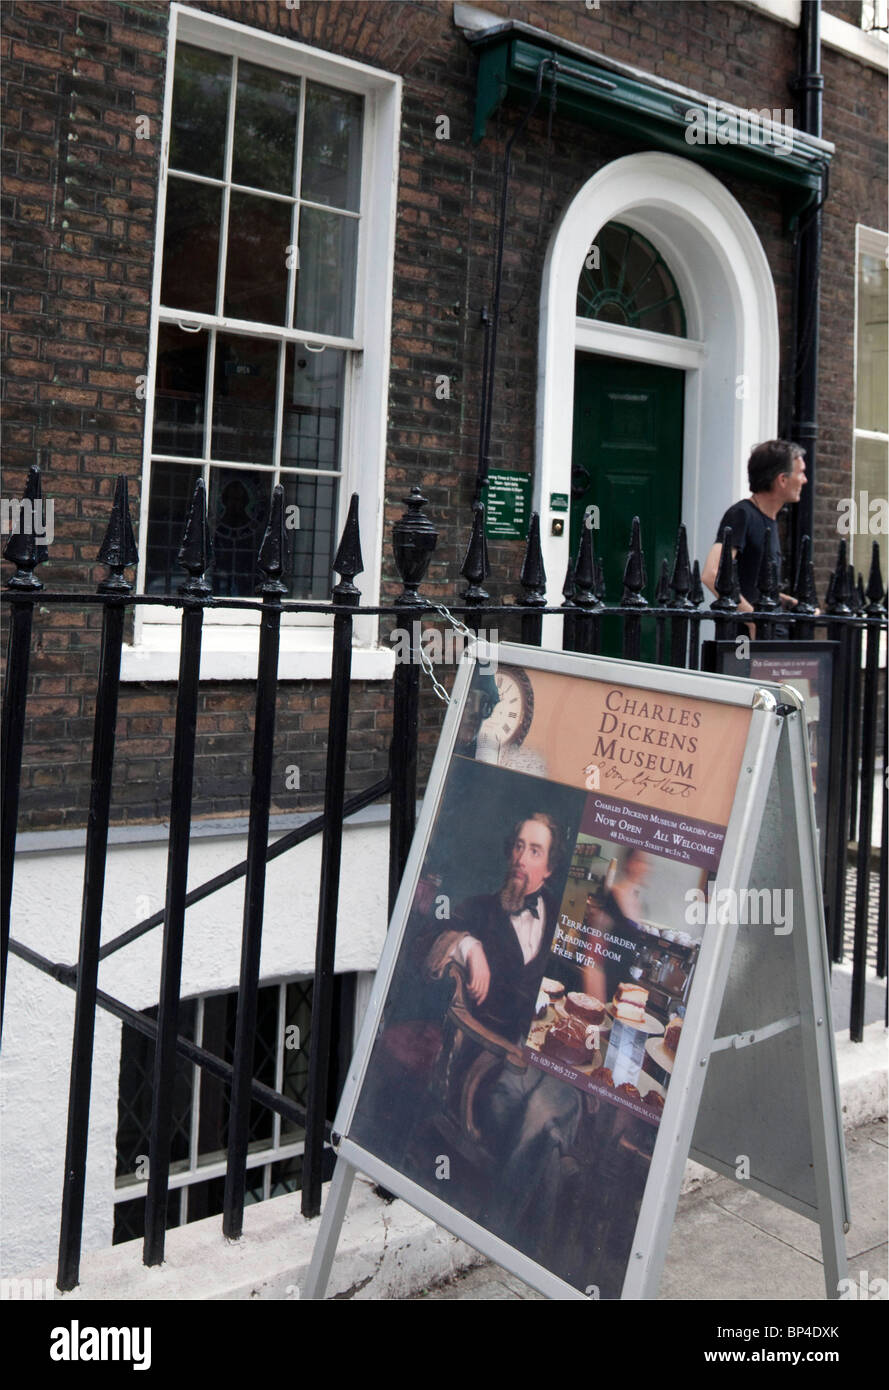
(788, 0, 824, 575)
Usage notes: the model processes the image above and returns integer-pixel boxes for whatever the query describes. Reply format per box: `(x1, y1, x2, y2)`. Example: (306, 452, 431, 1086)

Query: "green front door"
(570, 354, 684, 658)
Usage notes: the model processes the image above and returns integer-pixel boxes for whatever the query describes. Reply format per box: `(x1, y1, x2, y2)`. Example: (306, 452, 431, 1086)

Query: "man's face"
(774, 454, 807, 505)
(501, 819, 553, 911)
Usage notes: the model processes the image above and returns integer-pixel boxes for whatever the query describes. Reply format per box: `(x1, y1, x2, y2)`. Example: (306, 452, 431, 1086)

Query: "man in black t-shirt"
(701, 440, 808, 626)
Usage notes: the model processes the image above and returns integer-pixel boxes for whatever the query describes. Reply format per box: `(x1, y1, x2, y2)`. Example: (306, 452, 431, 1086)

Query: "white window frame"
(740, 1, 889, 68)
(124, 4, 400, 681)
(852, 224, 889, 585)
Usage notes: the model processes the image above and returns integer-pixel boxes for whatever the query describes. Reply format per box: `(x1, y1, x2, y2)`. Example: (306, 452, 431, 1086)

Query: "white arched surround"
(536, 152, 779, 605)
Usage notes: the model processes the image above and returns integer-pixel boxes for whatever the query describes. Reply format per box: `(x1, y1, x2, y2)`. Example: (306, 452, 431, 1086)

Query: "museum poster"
(349, 661, 752, 1298)
(704, 641, 836, 871)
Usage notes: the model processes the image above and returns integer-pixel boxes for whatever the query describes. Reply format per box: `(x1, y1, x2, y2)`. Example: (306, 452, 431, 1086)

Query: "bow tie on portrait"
(521, 893, 540, 918)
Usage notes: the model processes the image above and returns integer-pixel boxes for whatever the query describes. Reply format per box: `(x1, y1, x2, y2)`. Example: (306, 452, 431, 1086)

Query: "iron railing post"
(620, 517, 647, 661)
(850, 612, 881, 1040)
(825, 544, 853, 963)
(144, 479, 212, 1265)
(223, 488, 286, 1240)
(57, 476, 137, 1291)
(668, 524, 694, 670)
(302, 496, 363, 1218)
(389, 489, 436, 914)
(851, 545, 886, 1034)
(518, 513, 546, 647)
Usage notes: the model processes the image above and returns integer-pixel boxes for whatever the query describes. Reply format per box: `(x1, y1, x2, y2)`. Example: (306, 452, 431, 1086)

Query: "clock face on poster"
(478, 666, 534, 748)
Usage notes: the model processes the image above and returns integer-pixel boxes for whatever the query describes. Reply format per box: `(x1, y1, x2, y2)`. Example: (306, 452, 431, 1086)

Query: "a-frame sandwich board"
(304, 644, 850, 1302)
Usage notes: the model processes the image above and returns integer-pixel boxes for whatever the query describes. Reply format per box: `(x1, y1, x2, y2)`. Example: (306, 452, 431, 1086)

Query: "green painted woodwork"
(570, 355, 684, 657)
(471, 31, 832, 224)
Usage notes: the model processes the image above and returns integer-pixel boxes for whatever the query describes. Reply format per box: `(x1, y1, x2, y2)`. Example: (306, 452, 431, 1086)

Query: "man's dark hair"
(504, 812, 567, 881)
(747, 440, 804, 494)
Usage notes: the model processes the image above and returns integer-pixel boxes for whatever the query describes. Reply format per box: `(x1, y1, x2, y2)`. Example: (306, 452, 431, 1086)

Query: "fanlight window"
(577, 222, 686, 337)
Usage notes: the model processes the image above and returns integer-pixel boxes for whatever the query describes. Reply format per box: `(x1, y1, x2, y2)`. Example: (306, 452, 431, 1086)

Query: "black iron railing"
(1, 464, 886, 1291)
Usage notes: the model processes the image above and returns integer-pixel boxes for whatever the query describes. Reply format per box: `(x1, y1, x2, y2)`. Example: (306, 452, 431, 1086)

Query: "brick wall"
(2, 0, 886, 830)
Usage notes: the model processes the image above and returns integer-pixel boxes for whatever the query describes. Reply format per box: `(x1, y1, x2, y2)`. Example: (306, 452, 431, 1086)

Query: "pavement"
(407, 1117, 888, 1301)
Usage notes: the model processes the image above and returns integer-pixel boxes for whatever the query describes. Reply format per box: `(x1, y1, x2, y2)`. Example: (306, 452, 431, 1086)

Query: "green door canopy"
(467, 22, 833, 224)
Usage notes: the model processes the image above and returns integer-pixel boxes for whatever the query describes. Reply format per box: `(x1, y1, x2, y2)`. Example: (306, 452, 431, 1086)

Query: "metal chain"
(414, 603, 485, 706)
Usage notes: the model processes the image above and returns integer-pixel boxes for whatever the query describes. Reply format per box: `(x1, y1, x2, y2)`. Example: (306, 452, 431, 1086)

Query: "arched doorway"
(570, 224, 686, 632)
(536, 152, 780, 633)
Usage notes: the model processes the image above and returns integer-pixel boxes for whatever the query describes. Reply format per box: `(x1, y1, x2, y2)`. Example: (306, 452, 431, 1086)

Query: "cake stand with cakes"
(526, 991, 611, 1075)
(645, 1012, 684, 1074)
(602, 982, 664, 1088)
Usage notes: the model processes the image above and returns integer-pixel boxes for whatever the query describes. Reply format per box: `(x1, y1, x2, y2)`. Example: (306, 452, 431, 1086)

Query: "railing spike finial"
(96, 474, 139, 594)
(755, 539, 780, 612)
(178, 476, 213, 597)
(824, 568, 836, 612)
(3, 464, 48, 591)
(621, 516, 648, 608)
(392, 485, 437, 608)
(331, 493, 363, 605)
(668, 523, 692, 608)
(655, 556, 670, 606)
(595, 557, 606, 602)
(256, 484, 288, 595)
(827, 539, 851, 614)
(865, 539, 886, 612)
(792, 534, 818, 613)
(518, 512, 547, 606)
(848, 565, 860, 614)
(690, 559, 704, 608)
(561, 555, 576, 606)
(572, 518, 599, 607)
(855, 572, 866, 614)
(460, 500, 489, 603)
(710, 526, 738, 612)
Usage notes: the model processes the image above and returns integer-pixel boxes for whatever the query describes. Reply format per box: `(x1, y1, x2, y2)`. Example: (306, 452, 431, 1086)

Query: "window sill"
(120, 625, 396, 682)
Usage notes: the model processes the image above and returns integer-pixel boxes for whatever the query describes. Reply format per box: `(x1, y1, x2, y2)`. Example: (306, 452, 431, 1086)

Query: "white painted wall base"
(1, 815, 390, 1273)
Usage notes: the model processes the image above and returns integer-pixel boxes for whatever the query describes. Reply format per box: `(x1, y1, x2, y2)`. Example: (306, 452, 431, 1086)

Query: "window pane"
(152, 324, 207, 457)
(577, 221, 685, 337)
(208, 466, 272, 597)
(144, 461, 203, 592)
(279, 472, 338, 599)
(224, 190, 293, 325)
(232, 60, 301, 196)
(852, 434, 888, 582)
(112, 1190, 181, 1246)
(294, 207, 357, 337)
(115, 1002, 196, 1180)
(270, 1155, 303, 1197)
(197, 994, 231, 1163)
(302, 82, 363, 211)
(212, 334, 279, 463)
(280, 980, 313, 1140)
(169, 44, 231, 179)
(282, 345, 345, 472)
(196, 988, 276, 1155)
(161, 178, 222, 315)
(856, 250, 888, 434)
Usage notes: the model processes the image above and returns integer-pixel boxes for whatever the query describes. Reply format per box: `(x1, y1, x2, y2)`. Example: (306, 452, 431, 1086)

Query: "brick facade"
(2, 1, 886, 830)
